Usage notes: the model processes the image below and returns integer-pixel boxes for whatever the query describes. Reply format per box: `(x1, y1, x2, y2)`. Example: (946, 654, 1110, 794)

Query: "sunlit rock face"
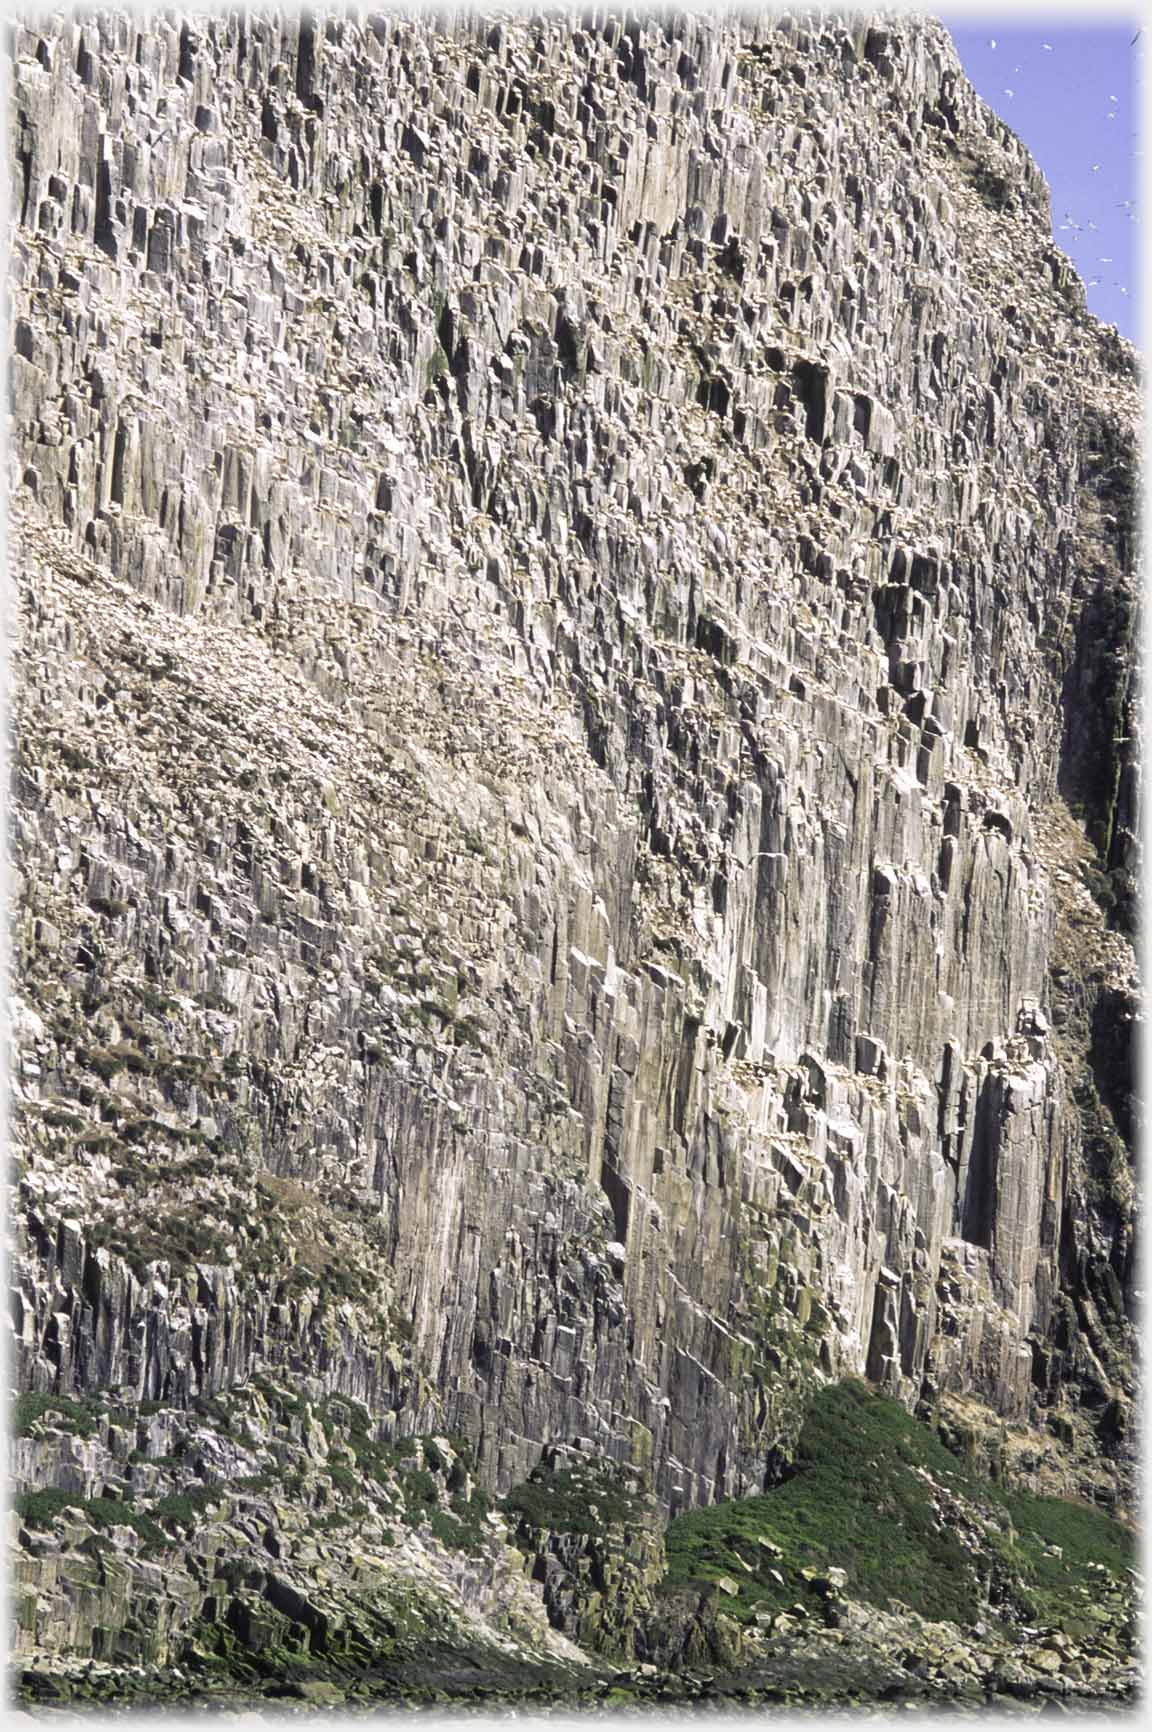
(9, 7, 1138, 1512)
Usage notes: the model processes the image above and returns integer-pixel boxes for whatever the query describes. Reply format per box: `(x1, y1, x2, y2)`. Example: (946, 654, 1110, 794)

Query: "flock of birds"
(981, 32, 1139, 308)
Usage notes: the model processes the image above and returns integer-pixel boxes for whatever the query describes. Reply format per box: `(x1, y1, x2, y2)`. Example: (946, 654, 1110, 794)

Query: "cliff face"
(9, 0, 1138, 1548)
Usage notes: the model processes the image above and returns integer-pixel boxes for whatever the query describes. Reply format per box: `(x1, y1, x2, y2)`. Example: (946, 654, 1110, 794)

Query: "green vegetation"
(32, 1103, 86, 1132)
(190, 1393, 242, 1438)
(79, 1042, 156, 1080)
(15, 1488, 88, 1528)
(398, 1466, 439, 1509)
(661, 1381, 1135, 1631)
(427, 1490, 495, 1552)
(86, 1208, 233, 1280)
(313, 1411, 491, 1549)
(13, 1391, 102, 1438)
(1079, 862, 1117, 918)
(967, 164, 1012, 213)
(505, 1458, 649, 1538)
(991, 1484, 1134, 1627)
(16, 1489, 164, 1546)
(151, 1485, 223, 1531)
(664, 1380, 985, 1624)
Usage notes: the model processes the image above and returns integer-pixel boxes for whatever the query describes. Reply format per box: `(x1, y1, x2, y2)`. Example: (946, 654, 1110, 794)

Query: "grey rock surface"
(8, 2, 1138, 1536)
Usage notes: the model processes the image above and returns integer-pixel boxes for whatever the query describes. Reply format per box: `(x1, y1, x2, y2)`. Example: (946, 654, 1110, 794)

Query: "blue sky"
(939, 20, 1142, 345)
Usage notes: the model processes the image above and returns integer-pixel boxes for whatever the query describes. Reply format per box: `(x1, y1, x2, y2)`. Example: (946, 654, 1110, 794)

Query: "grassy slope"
(661, 1380, 1134, 1631)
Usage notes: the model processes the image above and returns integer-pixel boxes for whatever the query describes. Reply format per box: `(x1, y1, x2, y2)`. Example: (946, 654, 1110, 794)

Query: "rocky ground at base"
(11, 1377, 1139, 1713)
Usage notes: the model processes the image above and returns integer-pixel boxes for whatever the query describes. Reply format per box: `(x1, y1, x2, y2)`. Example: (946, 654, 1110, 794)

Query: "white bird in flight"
(1042, 42, 1053, 52)
(987, 38, 997, 50)
(1003, 87, 1015, 98)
